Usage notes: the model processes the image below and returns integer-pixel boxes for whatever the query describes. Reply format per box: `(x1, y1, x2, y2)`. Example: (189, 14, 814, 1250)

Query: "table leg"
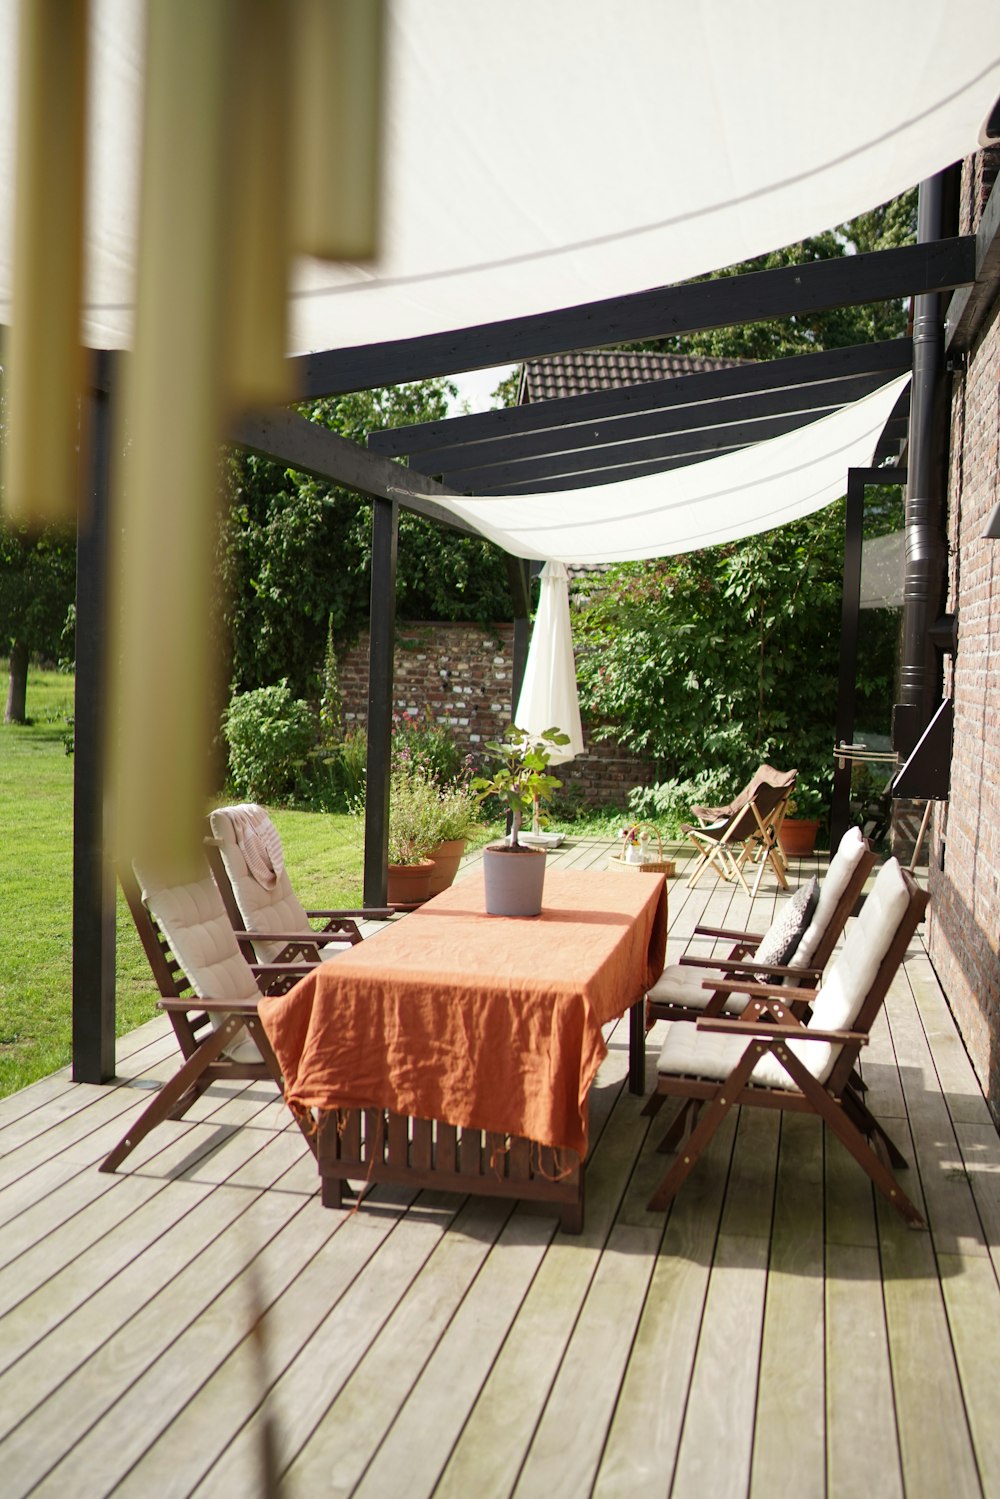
(629, 999, 645, 1094)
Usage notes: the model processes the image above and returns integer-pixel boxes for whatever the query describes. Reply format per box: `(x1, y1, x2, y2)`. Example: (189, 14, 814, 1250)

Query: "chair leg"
(780, 1054, 925, 1228)
(842, 1085, 909, 1170)
(648, 1046, 764, 1211)
(657, 1096, 699, 1152)
(99, 1014, 243, 1173)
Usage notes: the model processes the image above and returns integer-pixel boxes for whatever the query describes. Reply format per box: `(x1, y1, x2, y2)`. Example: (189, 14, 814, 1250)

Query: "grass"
(0, 664, 368, 1099)
(0, 663, 629, 1100)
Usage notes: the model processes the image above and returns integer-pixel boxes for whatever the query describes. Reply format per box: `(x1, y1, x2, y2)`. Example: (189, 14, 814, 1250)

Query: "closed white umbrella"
(515, 560, 585, 765)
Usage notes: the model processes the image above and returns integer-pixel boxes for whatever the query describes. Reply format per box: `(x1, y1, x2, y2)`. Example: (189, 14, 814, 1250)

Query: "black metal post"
(72, 360, 116, 1081)
(830, 470, 867, 849)
(363, 497, 398, 905)
(506, 555, 533, 721)
(893, 170, 956, 757)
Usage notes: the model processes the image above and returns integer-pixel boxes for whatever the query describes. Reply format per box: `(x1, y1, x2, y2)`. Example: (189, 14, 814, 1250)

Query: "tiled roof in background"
(520, 348, 746, 403)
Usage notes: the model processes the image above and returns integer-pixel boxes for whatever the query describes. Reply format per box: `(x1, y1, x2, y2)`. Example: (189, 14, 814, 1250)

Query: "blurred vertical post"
(4, 0, 87, 529)
(292, 0, 384, 260)
(111, 1, 236, 878)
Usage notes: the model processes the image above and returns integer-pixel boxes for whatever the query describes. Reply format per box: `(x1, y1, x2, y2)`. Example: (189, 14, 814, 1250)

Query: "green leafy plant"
(785, 778, 830, 821)
(387, 762, 447, 865)
(471, 725, 569, 847)
(222, 680, 316, 804)
(431, 780, 481, 845)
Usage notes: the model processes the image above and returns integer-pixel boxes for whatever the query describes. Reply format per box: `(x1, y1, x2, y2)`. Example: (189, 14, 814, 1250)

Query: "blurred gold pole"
(4, 0, 87, 529)
(291, 0, 384, 260)
(111, 0, 236, 879)
(226, 0, 296, 407)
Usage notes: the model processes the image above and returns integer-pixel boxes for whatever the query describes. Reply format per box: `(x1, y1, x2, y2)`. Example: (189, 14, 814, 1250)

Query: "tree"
(221, 380, 513, 701)
(0, 521, 76, 722)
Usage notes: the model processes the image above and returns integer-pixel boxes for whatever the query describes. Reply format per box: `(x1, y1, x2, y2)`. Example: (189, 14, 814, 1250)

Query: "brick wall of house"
(928, 151, 1000, 1116)
(335, 622, 655, 807)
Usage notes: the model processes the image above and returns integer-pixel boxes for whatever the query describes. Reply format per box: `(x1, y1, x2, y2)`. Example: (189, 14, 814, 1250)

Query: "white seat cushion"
(647, 963, 747, 1014)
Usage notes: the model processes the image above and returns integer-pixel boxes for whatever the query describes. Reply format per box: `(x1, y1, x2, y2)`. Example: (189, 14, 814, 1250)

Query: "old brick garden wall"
(928, 146, 1000, 1115)
(335, 622, 654, 808)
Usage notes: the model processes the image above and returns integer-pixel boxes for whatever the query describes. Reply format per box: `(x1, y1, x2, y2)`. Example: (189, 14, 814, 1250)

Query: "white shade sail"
(414, 375, 910, 562)
(514, 562, 585, 763)
(0, 1, 997, 354)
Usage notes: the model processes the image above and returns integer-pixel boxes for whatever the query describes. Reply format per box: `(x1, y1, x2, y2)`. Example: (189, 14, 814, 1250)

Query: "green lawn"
(0, 665, 367, 1099)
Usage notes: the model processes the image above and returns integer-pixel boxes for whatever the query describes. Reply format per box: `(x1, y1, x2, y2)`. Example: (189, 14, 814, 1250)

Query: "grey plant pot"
(482, 843, 547, 917)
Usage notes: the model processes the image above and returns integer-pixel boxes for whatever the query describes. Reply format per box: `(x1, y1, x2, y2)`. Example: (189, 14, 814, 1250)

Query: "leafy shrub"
(627, 771, 737, 837)
(387, 763, 446, 865)
(391, 709, 465, 786)
(223, 680, 316, 804)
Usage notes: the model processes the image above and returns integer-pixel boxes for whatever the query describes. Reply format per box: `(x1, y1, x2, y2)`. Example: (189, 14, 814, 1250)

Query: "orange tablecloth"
(260, 868, 667, 1158)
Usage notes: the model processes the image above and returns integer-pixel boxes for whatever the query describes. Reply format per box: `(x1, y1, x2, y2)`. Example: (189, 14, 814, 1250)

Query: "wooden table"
(259, 868, 667, 1231)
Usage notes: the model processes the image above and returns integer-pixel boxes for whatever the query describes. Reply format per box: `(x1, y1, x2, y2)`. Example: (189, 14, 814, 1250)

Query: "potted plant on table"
(471, 725, 569, 916)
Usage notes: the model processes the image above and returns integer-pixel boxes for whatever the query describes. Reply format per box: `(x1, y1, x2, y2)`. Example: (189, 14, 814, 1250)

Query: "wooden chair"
(646, 859, 929, 1227)
(647, 828, 877, 1026)
(206, 803, 391, 964)
(690, 763, 797, 826)
(682, 776, 794, 897)
(100, 859, 320, 1174)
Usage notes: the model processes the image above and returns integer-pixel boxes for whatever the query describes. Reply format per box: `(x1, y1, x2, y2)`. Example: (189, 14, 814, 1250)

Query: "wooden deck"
(2, 838, 999, 1498)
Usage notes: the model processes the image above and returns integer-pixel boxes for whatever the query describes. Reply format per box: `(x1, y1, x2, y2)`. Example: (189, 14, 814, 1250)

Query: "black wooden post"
(72, 360, 116, 1081)
(363, 496, 398, 905)
(506, 555, 533, 720)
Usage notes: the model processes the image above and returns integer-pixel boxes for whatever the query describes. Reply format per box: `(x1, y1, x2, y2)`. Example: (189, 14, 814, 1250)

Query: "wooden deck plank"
(749, 1114, 826, 1499)
(825, 1241, 903, 1499)
(878, 1176, 984, 1499)
(0, 844, 995, 1499)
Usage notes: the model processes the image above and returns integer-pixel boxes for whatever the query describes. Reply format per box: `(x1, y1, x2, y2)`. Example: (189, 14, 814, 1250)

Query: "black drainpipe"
(892, 169, 959, 757)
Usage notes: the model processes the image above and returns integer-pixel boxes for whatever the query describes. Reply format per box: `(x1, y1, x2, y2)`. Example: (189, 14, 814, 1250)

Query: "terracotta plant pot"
(426, 838, 467, 897)
(482, 842, 547, 917)
(778, 818, 821, 856)
(386, 858, 435, 906)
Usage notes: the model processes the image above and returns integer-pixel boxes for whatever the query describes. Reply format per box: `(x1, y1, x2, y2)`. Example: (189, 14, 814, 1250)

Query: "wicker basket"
(608, 823, 675, 877)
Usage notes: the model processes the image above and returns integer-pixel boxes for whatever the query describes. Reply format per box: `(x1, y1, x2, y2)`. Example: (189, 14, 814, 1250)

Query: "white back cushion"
(792, 826, 867, 969)
(210, 805, 312, 946)
(135, 858, 260, 1004)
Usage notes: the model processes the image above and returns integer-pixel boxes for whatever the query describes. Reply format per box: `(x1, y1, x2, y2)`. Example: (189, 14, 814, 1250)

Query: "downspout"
(892, 170, 959, 756)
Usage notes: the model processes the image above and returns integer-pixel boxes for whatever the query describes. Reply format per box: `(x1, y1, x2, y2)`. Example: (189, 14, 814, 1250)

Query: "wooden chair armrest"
(241, 929, 349, 944)
(159, 996, 258, 1015)
(704, 978, 821, 1002)
(250, 962, 320, 978)
(681, 956, 822, 980)
(696, 1015, 868, 1046)
(306, 908, 394, 920)
(694, 925, 765, 943)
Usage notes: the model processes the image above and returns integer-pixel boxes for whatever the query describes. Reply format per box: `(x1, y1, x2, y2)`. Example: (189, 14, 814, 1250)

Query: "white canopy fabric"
(514, 562, 585, 764)
(413, 374, 911, 562)
(0, 1, 998, 354)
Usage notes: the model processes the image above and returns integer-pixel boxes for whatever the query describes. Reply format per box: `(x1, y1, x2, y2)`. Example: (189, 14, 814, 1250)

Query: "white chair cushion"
(656, 1020, 797, 1091)
(793, 826, 867, 969)
(647, 963, 747, 1014)
(135, 859, 261, 1006)
(210, 804, 318, 963)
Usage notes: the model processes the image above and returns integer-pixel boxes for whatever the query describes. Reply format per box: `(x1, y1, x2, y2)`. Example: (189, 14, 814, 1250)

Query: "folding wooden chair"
(682, 776, 794, 896)
(647, 828, 876, 1026)
(206, 803, 391, 964)
(646, 859, 928, 1227)
(690, 763, 797, 826)
(100, 859, 320, 1173)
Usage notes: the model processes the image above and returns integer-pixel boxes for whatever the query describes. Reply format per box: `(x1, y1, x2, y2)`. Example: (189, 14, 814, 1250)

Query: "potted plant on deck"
(777, 779, 828, 857)
(386, 762, 442, 905)
(471, 725, 569, 916)
(426, 778, 481, 896)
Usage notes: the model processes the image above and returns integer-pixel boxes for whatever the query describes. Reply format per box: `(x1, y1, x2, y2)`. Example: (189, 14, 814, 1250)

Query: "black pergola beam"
(413, 368, 898, 481)
(230, 407, 477, 536)
(367, 338, 913, 460)
(298, 238, 971, 398)
(437, 407, 834, 492)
